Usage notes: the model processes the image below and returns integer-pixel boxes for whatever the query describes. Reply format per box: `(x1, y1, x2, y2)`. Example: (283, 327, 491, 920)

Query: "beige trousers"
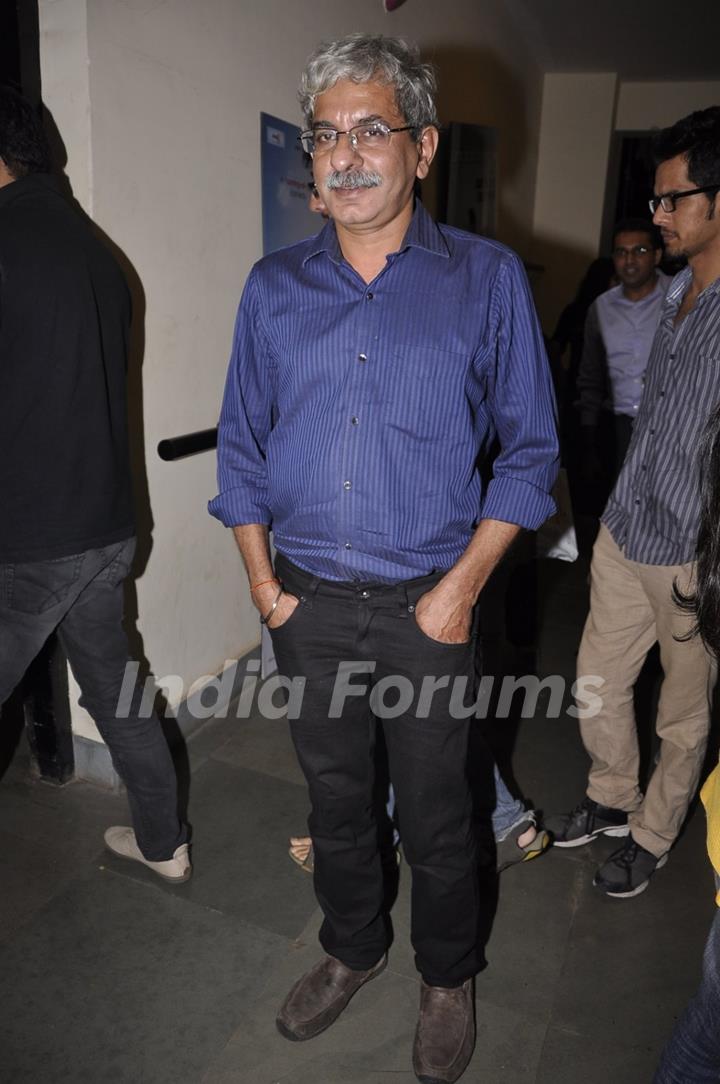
(577, 524, 716, 856)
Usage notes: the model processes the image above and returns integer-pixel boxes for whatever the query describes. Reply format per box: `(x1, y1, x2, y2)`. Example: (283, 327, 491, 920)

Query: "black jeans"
(0, 538, 185, 860)
(270, 554, 482, 988)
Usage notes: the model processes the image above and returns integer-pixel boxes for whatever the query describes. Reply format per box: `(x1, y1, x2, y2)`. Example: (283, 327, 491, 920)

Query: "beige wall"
(37, 0, 91, 211)
(38, 0, 544, 731)
(617, 81, 720, 131)
(532, 72, 618, 332)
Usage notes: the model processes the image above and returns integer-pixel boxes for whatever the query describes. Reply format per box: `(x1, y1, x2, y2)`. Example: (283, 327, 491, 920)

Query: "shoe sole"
(276, 955, 387, 1041)
(552, 824, 629, 849)
(104, 843, 192, 884)
(595, 853, 668, 898)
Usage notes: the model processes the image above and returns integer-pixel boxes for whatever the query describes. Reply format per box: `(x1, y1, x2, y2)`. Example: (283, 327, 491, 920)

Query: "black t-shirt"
(0, 173, 135, 562)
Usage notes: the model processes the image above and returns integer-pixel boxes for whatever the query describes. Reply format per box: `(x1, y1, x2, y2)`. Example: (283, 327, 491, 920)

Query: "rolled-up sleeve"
(208, 272, 275, 527)
(479, 253, 559, 530)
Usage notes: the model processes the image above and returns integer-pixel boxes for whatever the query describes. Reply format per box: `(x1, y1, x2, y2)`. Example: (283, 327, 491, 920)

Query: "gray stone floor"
(0, 552, 716, 1083)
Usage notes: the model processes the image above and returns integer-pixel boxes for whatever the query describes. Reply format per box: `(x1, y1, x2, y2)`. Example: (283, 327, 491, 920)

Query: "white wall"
(38, 0, 545, 729)
(616, 81, 720, 131)
(532, 72, 618, 331)
(37, 0, 91, 210)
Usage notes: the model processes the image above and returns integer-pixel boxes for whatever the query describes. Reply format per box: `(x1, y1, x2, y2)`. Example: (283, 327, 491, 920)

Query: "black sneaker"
(593, 836, 668, 898)
(545, 796, 629, 848)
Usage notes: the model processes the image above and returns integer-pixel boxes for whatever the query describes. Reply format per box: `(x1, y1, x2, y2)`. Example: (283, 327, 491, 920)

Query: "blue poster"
(261, 112, 320, 256)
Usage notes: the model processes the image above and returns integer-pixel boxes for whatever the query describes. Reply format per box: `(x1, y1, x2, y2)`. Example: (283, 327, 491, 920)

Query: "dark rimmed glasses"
(299, 121, 414, 156)
(649, 184, 720, 214)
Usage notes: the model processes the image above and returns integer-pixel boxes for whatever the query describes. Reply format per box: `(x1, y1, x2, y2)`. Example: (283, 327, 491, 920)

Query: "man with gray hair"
(211, 34, 558, 1083)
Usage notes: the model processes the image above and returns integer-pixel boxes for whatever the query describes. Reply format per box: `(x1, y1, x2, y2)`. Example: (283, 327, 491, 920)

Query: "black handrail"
(157, 427, 217, 461)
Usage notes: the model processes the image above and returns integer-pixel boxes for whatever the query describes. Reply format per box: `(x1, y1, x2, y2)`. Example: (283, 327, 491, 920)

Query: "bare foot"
(289, 836, 312, 863)
(516, 825, 537, 849)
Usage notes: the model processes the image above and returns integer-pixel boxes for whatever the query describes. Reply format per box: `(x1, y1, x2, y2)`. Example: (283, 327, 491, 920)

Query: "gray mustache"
(325, 170, 383, 190)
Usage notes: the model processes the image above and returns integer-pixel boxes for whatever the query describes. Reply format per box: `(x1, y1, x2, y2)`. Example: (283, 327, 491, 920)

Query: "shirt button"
(358, 353, 367, 362)
(360, 589, 370, 599)
(344, 542, 352, 550)
(343, 480, 352, 490)
(351, 416, 359, 426)
(366, 292, 374, 300)
(634, 499, 641, 505)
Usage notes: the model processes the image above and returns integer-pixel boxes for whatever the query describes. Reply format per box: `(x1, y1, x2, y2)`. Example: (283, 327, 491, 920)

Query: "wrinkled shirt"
(578, 274, 670, 426)
(604, 266, 720, 565)
(209, 203, 558, 581)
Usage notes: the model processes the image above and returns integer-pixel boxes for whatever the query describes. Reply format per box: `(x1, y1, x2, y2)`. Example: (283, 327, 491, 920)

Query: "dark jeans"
(654, 901, 720, 1082)
(0, 538, 184, 860)
(270, 554, 482, 988)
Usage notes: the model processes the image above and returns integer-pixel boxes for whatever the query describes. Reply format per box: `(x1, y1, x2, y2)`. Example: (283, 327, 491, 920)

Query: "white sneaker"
(104, 826, 191, 883)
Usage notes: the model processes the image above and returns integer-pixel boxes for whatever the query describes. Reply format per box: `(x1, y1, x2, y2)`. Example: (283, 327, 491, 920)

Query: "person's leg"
(578, 525, 657, 811)
(654, 905, 720, 1083)
(630, 559, 716, 856)
(0, 550, 92, 703)
(491, 764, 527, 840)
(57, 539, 184, 861)
(373, 582, 481, 989)
(270, 560, 387, 972)
(373, 580, 479, 1083)
(289, 779, 398, 874)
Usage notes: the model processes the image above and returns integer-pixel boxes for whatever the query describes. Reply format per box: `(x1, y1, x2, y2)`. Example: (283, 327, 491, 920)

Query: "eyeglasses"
(649, 184, 720, 214)
(612, 244, 653, 259)
(299, 121, 414, 156)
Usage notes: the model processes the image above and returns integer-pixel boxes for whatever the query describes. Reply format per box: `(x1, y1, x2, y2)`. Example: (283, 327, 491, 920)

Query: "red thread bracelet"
(251, 577, 279, 593)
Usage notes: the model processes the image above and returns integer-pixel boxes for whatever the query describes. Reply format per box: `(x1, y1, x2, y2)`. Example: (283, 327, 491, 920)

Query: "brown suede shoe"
(412, 978, 475, 1083)
(276, 953, 387, 1041)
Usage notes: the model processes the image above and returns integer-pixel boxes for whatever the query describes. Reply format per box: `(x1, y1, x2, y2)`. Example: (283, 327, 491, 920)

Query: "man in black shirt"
(0, 87, 189, 882)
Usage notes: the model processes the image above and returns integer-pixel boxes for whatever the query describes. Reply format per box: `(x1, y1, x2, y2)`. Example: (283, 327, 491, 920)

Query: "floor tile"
(101, 758, 316, 939)
(0, 871, 285, 1084)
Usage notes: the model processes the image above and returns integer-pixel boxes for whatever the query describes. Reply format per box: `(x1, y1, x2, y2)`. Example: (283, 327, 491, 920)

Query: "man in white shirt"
(578, 218, 670, 480)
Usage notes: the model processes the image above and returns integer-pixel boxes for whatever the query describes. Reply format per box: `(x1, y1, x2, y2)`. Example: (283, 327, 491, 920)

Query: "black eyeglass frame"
(298, 122, 415, 156)
(649, 184, 720, 215)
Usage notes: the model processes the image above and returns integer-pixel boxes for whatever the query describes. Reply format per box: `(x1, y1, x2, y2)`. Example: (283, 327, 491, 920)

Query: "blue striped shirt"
(209, 203, 559, 581)
(604, 266, 720, 565)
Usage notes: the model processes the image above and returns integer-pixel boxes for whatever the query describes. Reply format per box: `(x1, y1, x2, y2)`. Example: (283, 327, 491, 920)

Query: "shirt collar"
(302, 200, 451, 266)
(665, 264, 693, 309)
(664, 264, 720, 315)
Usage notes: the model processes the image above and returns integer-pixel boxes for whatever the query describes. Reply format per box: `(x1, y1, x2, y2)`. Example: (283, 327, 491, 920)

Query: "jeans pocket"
(410, 610, 472, 649)
(99, 537, 137, 588)
(268, 593, 309, 635)
(7, 553, 85, 615)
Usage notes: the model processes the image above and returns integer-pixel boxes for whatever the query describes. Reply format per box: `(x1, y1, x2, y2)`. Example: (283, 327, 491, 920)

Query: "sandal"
(496, 814, 550, 873)
(288, 837, 314, 874)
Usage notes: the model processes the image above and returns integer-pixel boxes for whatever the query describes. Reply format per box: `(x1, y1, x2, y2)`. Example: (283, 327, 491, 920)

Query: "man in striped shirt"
(210, 34, 558, 1084)
(548, 107, 720, 899)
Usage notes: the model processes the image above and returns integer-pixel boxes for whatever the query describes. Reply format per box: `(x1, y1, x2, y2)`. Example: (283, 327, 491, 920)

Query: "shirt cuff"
(208, 487, 271, 528)
(480, 475, 557, 531)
